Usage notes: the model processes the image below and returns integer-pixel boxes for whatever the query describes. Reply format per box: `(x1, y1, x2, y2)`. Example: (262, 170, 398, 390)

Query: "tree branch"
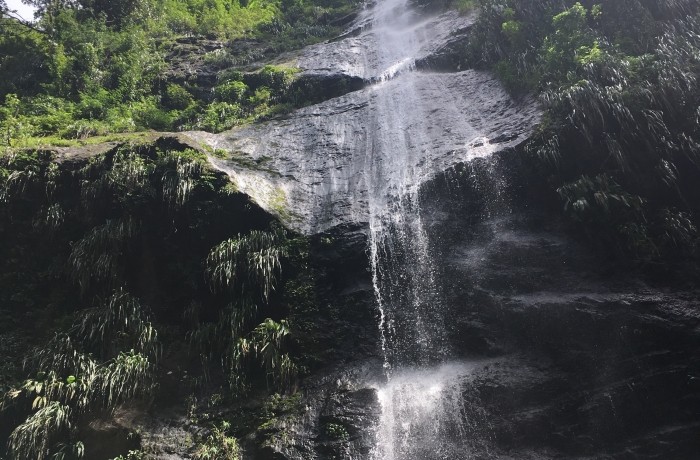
(1, 10, 46, 34)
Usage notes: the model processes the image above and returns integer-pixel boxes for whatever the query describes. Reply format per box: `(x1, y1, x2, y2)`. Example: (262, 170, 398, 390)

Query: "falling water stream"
(363, 0, 484, 458)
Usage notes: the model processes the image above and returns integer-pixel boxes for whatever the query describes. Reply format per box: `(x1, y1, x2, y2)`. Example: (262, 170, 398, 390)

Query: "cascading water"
(363, 0, 488, 458)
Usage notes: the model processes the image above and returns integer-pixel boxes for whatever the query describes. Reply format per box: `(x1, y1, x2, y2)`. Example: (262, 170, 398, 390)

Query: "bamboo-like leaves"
(229, 319, 297, 391)
(250, 318, 297, 389)
(6, 291, 158, 459)
(33, 203, 65, 231)
(94, 350, 154, 408)
(199, 227, 297, 392)
(161, 152, 202, 206)
(469, 1, 700, 260)
(206, 226, 287, 302)
(68, 217, 139, 294)
(8, 402, 72, 460)
(109, 150, 153, 191)
(76, 289, 159, 359)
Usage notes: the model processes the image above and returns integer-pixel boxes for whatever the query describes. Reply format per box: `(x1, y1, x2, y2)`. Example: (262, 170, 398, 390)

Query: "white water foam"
(369, 362, 476, 460)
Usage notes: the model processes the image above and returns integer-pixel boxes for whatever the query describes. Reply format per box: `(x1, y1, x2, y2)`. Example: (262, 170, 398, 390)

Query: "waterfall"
(363, 0, 486, 458)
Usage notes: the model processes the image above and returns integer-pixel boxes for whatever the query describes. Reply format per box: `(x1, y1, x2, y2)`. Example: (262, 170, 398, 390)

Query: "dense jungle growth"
(463, 0, 700, 273)
(0, 0, 365, 457)
(0, 140, 323, 459)
(0, 0, 359, 144)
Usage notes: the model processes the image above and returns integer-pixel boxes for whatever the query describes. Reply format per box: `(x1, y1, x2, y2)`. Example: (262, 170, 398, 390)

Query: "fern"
(206, 227, 287, 301)
(67, 218, 139, 294)
(161, 152, 202, 206)
(8, 402, 72, 460)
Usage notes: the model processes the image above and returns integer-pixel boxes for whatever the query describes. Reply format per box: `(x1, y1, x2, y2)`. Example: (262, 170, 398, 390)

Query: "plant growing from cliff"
(325, 422, 349, 441)
(0, 140, 306, 455)
(195, 226, 298, 392)
(111, 450, 145, 460)
(160, 151, 203, 206)
(6, 402, 73, 460)
(206, 226, 287, 302)
(68, 217, 140, 294)
(193, 421, 241, 460)
(5, 290, 158, 460)
(231, 318, 297, 391)
(464, 0, 700, 269)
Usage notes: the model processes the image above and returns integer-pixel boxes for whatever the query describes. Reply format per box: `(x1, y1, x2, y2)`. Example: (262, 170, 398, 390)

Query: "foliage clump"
(192, 226, 299, 393)
(0, 0, 361, 146)
(0, 144, 304, 458)
(193, 421, 241, 460)
(463, 0, 700, 271)
(7, 290, 158, 460)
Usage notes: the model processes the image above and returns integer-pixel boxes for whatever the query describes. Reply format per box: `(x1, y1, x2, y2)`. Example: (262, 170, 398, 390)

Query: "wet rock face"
(255, 362, 383, 460)
(191, 71, 537, 234)
(298, 8, 474, 80)
(186, 7, 540, 234)
(413, 153, 700, 459)
(268, 153, 700, 460)
(316, 387, 381, 459)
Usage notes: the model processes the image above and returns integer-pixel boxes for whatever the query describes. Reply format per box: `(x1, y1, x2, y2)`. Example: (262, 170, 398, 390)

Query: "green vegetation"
(453, 0, 476, 14)
(7, 291, 156, 460)
(193, 227, 299, 393)
(325, 422, 349, 441)
(253, 392, 303, 449)
(0, 0, 361, 146)
(0, 0, 341, 443)
(193, 421, 241, 460)
(111, 451, 145, 460)
(0, 143, 308, 458)
(463, 0, 700, 271)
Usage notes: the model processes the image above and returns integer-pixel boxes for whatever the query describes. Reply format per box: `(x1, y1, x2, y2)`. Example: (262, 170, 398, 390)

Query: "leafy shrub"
(214, 81, 248, 103)
(6, 290, 158, 460)
(464, 0, 700, 268)
(163, 83, 195, 111)
(130, 97, 173, 131)
(193, 421, 240, 460)
(62, 119, 111, 139)
(0, 94, 32, 147)
(194, 102, 243, 132)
